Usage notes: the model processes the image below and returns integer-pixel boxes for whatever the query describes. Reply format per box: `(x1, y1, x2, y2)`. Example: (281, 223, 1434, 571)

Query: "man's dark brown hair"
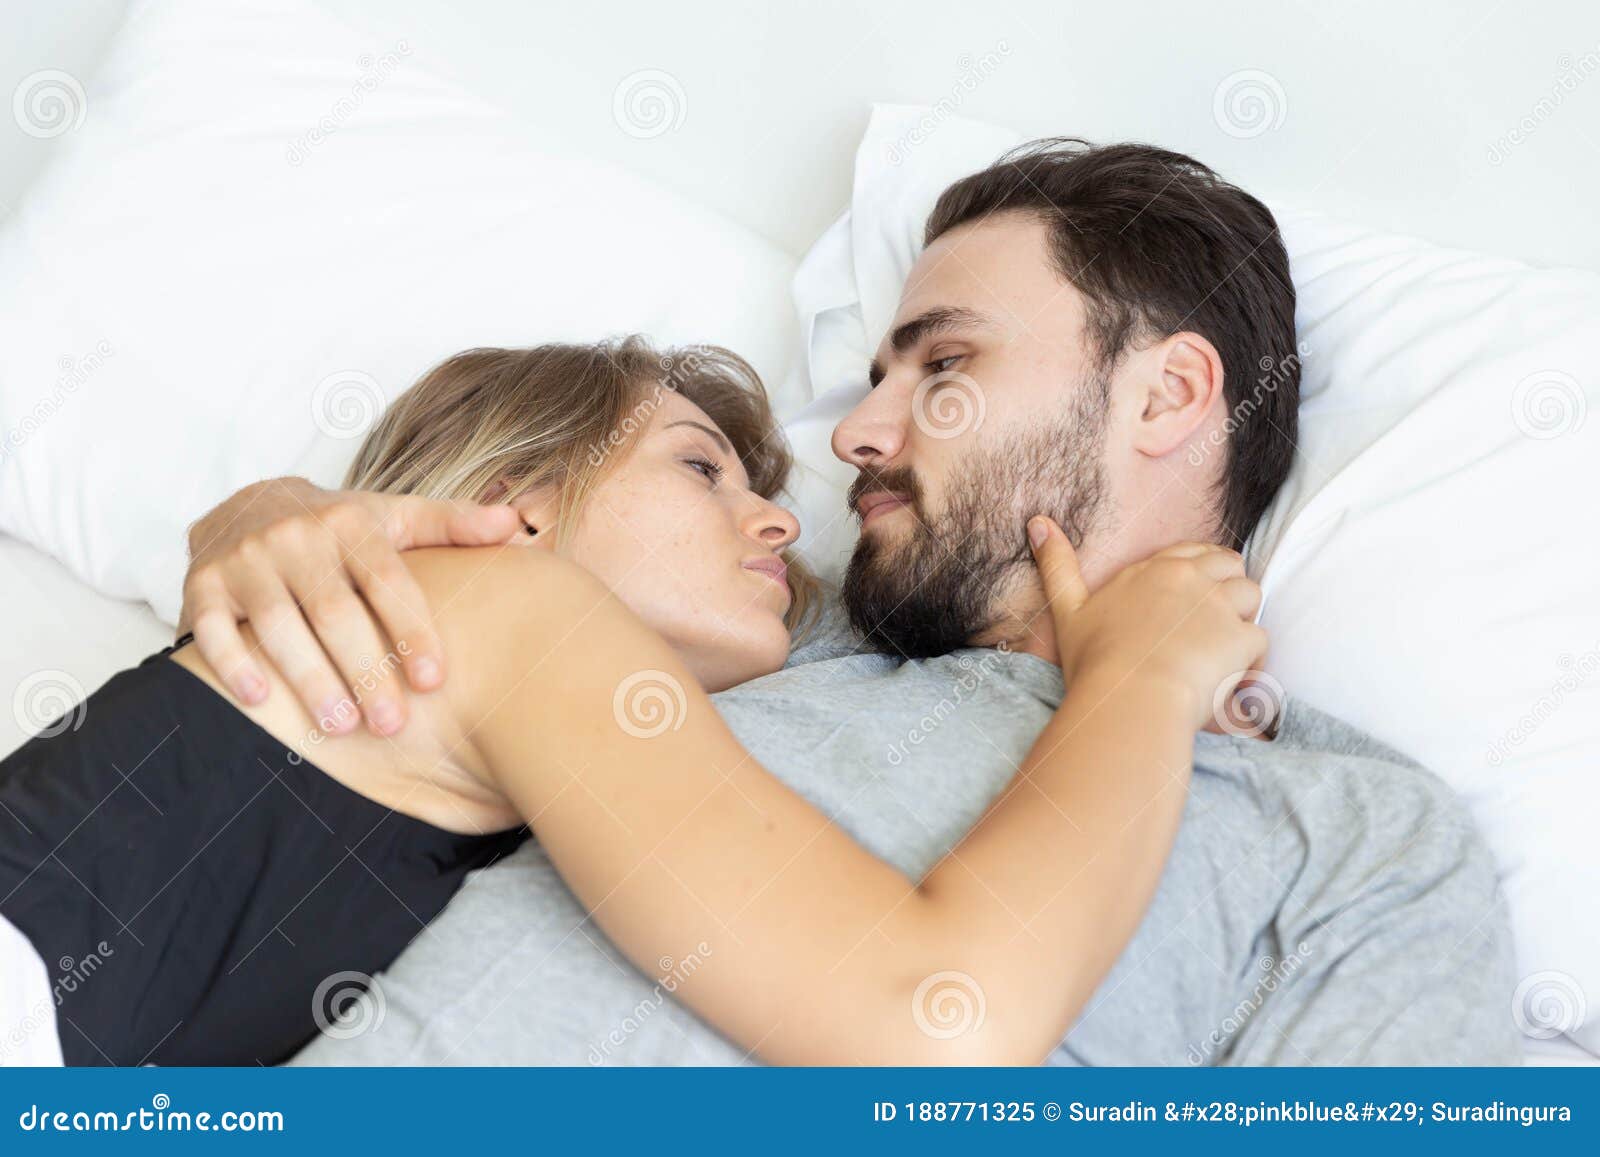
(924, 139, 1299, 548)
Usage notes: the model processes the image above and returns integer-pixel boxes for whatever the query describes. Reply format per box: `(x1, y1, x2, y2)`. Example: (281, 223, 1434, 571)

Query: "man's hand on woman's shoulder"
(179, 477, 521, 735)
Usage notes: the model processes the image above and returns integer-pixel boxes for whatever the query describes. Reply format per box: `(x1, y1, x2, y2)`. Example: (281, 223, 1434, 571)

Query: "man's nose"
(830, 382, 908, 469)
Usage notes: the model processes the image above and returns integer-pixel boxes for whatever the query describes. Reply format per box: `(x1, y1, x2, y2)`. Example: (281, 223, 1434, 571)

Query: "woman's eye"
(685, 456, 725, 485)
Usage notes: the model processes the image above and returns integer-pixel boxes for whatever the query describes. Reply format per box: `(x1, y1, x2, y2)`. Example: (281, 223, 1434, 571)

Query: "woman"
(0, 337, 1262, 1066)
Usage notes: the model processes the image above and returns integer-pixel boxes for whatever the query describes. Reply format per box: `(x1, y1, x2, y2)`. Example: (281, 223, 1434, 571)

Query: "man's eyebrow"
(868, 306, 995, 385)
(665, 419, 733, 455)
(890, 306, 995, 355)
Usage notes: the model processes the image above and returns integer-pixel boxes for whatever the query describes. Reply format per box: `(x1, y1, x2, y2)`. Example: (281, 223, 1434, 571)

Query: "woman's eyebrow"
(665, 419, 734, 455)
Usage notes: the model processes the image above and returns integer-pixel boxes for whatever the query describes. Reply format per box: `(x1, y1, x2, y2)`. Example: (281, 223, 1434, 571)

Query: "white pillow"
(782, 103, 1600, 1055)
(0, 0, 801, 625)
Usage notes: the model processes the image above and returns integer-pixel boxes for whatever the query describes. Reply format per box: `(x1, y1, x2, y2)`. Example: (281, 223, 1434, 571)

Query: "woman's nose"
(745, 496, 800, 550)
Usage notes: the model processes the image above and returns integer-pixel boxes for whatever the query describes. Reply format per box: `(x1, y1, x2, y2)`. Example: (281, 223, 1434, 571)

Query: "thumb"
(1027, 515, 1090, 616)
(391, 496, 524, 549)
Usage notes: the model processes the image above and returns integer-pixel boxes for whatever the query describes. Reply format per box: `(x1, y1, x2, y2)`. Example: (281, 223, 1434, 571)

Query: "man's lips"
(856, 491, 912, 525)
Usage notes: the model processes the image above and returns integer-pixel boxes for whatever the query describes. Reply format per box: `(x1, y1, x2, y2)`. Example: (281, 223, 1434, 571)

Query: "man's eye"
(925, 354, 963, 374)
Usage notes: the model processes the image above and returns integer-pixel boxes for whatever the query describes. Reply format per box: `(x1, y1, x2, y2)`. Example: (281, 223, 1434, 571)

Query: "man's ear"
(1130, 333, 1225, 458)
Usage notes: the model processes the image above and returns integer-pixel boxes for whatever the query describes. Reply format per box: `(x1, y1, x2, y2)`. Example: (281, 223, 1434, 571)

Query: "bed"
(1, 0, 1595, 1067)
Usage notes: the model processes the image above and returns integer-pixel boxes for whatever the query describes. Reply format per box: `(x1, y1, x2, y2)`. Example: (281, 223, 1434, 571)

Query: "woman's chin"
(693, 625, 791, 693)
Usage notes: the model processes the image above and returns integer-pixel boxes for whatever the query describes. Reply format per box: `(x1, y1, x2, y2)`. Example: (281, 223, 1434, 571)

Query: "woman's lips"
(742, 556, 790, 600)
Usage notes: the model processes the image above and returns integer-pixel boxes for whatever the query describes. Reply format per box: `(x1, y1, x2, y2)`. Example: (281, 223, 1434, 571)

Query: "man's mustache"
(845, 465, 924, 522)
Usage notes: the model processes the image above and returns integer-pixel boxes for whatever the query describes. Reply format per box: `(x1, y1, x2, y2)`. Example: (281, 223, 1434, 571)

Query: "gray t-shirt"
(292, 593, 1520, 1066)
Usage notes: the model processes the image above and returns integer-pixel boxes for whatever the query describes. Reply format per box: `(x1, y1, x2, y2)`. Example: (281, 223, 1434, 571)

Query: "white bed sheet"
(0, 531, 1592, 1067)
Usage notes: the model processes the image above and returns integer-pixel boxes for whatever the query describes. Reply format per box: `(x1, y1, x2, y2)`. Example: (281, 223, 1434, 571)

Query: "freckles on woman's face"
(554, 394, 797, 688)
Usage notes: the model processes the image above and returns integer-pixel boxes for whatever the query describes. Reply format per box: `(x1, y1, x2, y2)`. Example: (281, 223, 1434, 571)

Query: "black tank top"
(0, 641, 527, 1065)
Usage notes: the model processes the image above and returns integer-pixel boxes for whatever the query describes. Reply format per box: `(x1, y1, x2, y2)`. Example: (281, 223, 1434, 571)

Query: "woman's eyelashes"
(683, 455, 726, 487)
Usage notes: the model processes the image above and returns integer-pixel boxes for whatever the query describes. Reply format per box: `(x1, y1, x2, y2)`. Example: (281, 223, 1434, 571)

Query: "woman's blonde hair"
(343, 336, 818, 638)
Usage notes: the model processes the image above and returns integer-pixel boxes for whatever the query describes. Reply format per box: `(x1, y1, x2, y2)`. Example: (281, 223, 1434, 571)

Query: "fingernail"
(236, 674, 266, 704)
(368, 700, 402, 735)
(412, 658, 440, 688)
(1027, 517, 1050, 549)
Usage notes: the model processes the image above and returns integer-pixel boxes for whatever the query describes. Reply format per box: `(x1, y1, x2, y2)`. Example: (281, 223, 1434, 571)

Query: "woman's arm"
(412, 521, 1263, 1065)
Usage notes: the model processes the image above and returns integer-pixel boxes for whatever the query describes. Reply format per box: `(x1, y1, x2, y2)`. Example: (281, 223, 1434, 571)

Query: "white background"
(3, 0, 1598, 268)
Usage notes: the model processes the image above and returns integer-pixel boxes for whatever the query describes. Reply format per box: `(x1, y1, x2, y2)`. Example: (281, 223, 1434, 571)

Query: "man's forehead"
(888, 215, 1070, 338)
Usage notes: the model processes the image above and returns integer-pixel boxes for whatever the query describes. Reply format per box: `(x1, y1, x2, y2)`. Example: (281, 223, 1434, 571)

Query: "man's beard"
(841, 380, 1109, 659)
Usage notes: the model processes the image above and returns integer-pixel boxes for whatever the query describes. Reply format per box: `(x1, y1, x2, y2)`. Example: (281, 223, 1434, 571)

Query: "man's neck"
(970, 598, 1061, 667)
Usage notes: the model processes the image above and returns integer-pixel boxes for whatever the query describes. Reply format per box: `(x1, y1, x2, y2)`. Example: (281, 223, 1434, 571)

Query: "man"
(183, 140, 1519, 1065)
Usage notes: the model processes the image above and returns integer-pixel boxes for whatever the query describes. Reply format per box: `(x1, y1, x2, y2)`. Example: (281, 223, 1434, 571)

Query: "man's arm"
(180, 476, 520, 734)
